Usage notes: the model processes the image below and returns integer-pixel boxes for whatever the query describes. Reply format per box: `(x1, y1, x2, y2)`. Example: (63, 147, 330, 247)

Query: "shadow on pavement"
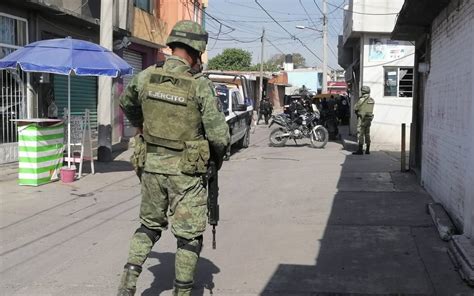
(259, 149, 472, 295)
(143, 252, 220, 296)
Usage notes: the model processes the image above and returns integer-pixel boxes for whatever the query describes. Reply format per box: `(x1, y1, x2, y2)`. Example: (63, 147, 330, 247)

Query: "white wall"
(360, 33, 415, 146)
(352, 0, 404, 33)
(344, 0, 404, 43)
(421, 0, 473, 236)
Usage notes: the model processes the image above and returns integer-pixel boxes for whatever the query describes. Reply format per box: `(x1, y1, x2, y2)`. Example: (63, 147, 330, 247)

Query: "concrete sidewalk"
(0, 126, 473, 295)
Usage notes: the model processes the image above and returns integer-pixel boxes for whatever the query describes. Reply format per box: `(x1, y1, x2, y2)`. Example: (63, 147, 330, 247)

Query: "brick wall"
(421, 0, 473, 235)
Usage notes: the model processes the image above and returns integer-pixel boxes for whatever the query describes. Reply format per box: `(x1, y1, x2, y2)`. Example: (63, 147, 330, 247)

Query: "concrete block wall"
(422, 0, 474, 237)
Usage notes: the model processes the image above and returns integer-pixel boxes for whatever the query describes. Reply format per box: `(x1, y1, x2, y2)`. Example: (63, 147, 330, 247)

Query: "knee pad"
(176, 235, 203, 256)
(135, 224, 161, 244)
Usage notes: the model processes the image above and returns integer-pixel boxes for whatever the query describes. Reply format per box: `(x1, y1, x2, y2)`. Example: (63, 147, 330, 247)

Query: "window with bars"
(0, 13, 28, 59)
(0, 13, 28, 144)
(193, 1, 200, 23)
(384, 67, 414, 98)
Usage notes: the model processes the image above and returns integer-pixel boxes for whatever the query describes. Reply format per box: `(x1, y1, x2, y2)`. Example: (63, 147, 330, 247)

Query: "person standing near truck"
(257, 97, 273, 125)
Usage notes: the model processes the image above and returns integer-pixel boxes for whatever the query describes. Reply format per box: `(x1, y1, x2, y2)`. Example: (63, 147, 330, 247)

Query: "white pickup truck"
(206, 73, 254, 159)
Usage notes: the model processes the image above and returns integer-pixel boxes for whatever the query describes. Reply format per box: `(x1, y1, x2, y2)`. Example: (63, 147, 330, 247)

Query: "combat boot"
(365, 144, 371, 154)
(116, 264, 142, 296)
(173, 286, 193, 296)
(352, 145, 363, 155)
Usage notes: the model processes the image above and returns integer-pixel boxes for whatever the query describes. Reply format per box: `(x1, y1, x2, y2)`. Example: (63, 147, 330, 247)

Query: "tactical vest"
(358, 94, 375, 118)
(140, 66, 203, 150)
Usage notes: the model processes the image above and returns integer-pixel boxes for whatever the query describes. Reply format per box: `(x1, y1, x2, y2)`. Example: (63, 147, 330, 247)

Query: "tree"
(248, 62, 280, 72)
(207, 48, 252, 71)
(268, 53, 307, 69)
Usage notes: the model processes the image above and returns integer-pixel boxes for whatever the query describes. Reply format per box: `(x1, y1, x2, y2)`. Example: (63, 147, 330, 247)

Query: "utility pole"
(97, 0, 113, 162)
(322, 0, 328, 94)
(258, 27, 265, 109)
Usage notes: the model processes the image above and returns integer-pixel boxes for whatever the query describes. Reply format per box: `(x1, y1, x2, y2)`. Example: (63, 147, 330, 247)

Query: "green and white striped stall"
(17, 122, 64, 186)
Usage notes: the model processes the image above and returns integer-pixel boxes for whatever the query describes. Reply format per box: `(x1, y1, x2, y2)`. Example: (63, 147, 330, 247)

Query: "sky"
(205, 0, 345, 70)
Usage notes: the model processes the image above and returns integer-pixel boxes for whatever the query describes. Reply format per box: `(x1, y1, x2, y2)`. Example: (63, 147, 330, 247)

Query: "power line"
(208, 36, 262, 43)
(209, 24, 222, 51)
(224, 0, 310, 16)
(224, 18, 309, 23)
(327, 2, 400, 15)
(254, 0, 336, 69)
(299, 0, 320, 29)
(328, 44, 338, 59)
(328, 0, 345, 15)
(313, 0, 324, 15)
(265, 38, 285, 54)
(180, 0, 235, 31)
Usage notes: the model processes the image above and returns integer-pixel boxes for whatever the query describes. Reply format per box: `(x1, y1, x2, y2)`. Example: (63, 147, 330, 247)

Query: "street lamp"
(296, 22, 328, 94)
(296, 25, 322, 32)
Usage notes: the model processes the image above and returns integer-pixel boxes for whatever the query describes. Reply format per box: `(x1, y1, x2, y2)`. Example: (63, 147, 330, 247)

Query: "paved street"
(0, 125, 472, 296)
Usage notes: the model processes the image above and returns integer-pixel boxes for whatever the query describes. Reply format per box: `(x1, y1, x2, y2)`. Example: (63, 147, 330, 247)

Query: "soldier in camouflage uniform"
(117, 20, 230, 296)
(353, 86, 375, 155)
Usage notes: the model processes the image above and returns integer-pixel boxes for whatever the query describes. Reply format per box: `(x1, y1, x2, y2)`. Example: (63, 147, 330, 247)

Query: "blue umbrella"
(0, 37, 133, 167)
(0, 37, 133, 76)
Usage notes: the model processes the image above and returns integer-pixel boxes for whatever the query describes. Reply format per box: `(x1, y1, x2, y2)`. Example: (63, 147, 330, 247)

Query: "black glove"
(210, 144, 227, 170)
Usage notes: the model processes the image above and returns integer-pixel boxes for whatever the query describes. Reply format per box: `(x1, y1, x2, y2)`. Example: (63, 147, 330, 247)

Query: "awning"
(392, 0, 451, 41)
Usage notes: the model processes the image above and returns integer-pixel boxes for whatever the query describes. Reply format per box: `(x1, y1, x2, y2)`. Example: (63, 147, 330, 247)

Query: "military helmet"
(166, 20, 208, 54)
(361, 85, 371, 94)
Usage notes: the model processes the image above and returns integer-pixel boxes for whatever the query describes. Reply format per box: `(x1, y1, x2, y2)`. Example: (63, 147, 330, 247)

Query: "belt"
(146, 143, 183, 156)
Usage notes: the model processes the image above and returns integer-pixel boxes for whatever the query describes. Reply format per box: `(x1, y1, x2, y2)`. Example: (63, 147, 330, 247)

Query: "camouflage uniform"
(353, 86, 375, 155)
(117, 21, 229, 296)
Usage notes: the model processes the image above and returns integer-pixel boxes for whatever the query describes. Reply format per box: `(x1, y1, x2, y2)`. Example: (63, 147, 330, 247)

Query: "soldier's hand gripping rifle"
(206, 161, 219, 249)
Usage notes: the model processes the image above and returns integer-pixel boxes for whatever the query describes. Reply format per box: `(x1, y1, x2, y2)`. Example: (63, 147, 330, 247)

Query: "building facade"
(0, 0, 132, 163)
(120, 0, 207, 138)
(392, 0, 473, 241)
(0, 0, 208, 163)
(338, 0, 415, 146)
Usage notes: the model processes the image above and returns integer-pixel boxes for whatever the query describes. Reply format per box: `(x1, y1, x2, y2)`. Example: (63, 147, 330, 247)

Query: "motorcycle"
(268, 110, 329, 148)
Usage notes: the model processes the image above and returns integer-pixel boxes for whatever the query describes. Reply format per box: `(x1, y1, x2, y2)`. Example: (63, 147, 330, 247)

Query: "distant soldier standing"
(353, 86, 375, 155)
(257, 97, 273, 125)
(117, 20, 229, 296)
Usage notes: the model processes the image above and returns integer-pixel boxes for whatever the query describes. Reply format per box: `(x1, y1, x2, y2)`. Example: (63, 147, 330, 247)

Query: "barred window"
(384, 67, 414, 98)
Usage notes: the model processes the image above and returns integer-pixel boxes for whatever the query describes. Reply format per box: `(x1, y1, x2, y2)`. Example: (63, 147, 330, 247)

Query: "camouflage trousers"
(119, 172, 207, 295)
(357, 116, 372, 146)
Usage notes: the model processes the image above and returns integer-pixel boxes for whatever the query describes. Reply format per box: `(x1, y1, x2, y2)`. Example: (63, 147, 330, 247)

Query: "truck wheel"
(238, 126, 250, 149)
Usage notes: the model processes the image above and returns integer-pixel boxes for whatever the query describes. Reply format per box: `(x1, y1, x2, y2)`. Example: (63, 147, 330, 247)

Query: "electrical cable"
(327, 2, 400, 15)
(223, 0, 310, 16)
(209, 24, 222, 51)
(299, 0, 321, 29)
(265, 38, 285, 54)
(313, 0, 325, 15)
(328, 0, 345, 15)
(254, 0, 337, 70)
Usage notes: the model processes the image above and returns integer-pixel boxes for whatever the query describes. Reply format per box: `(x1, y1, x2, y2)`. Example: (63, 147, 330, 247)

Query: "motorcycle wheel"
(310, 126, 329, 148)
(269, 128, 289, 147)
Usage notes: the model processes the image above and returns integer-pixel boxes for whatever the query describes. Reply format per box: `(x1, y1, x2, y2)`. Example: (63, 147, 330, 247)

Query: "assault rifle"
(206, 161, 219, 249)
